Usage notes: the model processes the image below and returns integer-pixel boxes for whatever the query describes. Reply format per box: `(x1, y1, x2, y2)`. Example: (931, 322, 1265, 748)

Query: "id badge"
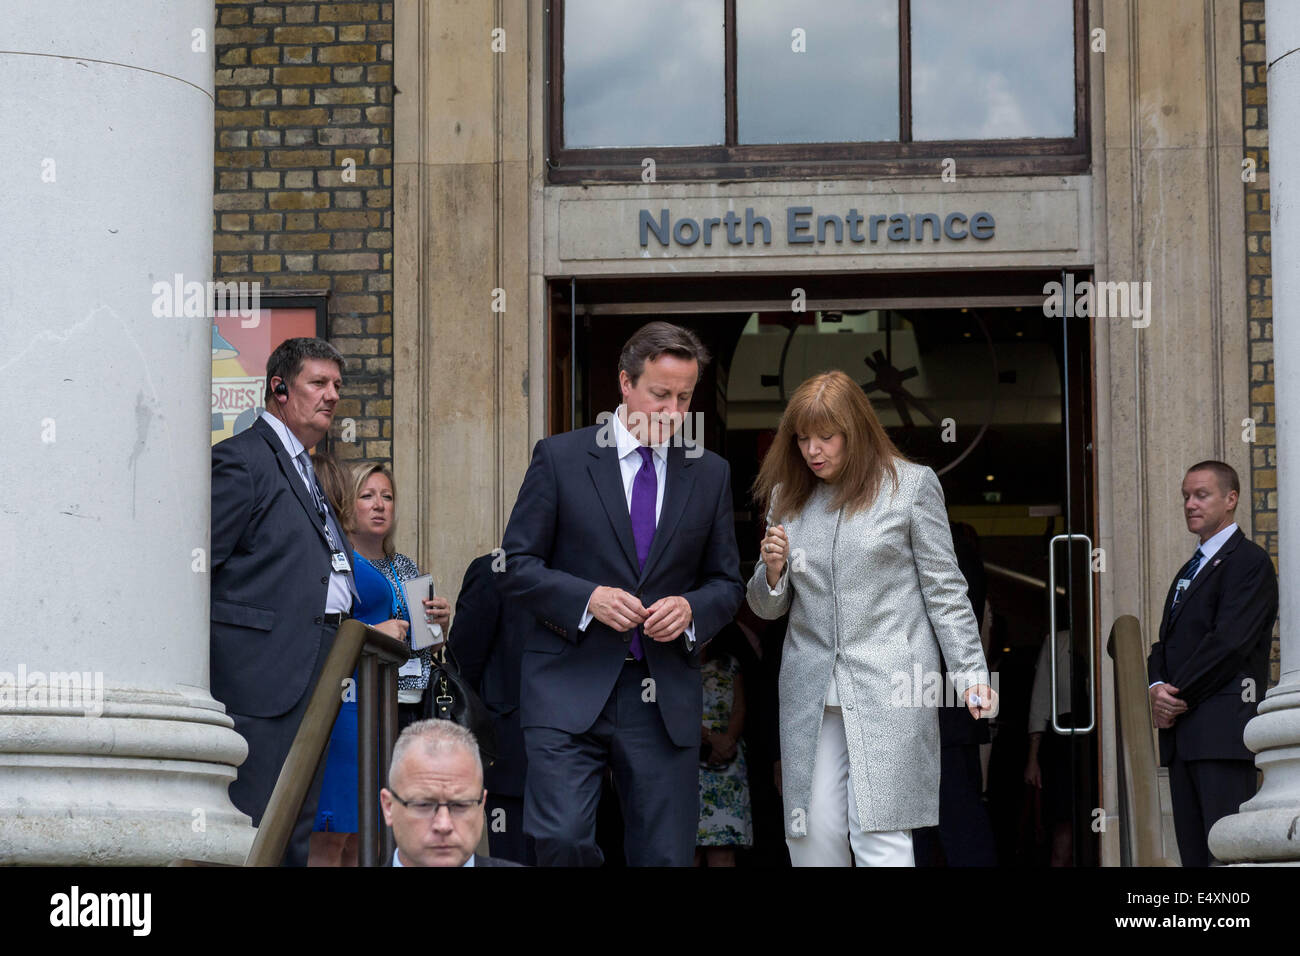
(331, 550, 352, 573)
(397, 657, 423, 678)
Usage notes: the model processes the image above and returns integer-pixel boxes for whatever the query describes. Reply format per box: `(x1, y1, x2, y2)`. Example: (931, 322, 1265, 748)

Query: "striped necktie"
(1171, 547, 1204, 608)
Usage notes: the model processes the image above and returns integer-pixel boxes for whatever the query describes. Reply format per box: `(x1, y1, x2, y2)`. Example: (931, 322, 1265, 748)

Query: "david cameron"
(500, 321, 744, 866)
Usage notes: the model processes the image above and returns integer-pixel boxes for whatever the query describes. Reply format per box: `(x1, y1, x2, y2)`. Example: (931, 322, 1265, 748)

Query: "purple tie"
(629, 446, 657, 660)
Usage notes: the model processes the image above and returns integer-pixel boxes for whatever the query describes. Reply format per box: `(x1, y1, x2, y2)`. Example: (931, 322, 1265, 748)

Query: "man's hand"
(643, 595, 692, 641)
(589, 586, 647, 633)
(1149, 682, 1187, 729)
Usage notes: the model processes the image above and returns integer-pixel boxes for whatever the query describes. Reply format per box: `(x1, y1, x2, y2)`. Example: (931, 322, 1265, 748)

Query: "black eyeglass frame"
(388, 789, 486, 818)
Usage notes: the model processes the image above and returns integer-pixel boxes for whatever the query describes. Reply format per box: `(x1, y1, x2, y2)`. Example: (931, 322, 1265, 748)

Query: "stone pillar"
(0, 0, 252, 864)
(393, 0, 531, 590)
(1210, 0, 1300, 865)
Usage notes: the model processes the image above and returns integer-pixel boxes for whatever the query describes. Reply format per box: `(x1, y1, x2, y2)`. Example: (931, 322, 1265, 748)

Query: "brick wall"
(1241, 0, 1279, 681)
(214, 0, 394, 465)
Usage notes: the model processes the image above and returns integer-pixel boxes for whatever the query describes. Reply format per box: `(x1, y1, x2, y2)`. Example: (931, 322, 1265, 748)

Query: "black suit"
(211, 415, 353, 865)
(500, 424, 743, 866)
(1146, 526, 1277, 866)
(915, 522, 995, 866)
(450, 553, 534, 864)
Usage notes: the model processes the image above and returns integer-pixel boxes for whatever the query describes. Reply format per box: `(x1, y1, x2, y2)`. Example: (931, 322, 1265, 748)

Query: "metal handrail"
(1106, 615, 1174, 866)
(244, 619, 410, 867)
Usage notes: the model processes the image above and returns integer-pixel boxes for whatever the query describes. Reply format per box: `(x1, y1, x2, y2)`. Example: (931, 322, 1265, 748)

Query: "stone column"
(1211, 0, 1300, 865)
(0, 0, 252, 863)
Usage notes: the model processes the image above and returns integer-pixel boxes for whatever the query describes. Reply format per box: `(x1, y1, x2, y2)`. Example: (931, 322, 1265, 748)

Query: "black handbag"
(421, 642, 498, 765)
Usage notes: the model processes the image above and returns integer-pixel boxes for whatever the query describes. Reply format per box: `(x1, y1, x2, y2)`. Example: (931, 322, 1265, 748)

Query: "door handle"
(1048, 533, 1095, 734)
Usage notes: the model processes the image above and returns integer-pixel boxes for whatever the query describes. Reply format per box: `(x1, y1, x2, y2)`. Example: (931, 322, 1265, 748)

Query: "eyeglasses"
(389, 789, 485, 820)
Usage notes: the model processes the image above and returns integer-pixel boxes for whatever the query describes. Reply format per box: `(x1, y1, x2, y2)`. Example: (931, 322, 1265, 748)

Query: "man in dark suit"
(501, 321, 744, 866)
(914, 521, 997, 866)
(449, 551, 535, 865)
(210, 337, 358, 866)
(1147, 460, 1278, 866)
(380, 720, 522, 867)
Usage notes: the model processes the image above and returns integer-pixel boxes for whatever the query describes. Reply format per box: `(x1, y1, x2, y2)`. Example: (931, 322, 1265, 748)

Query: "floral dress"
(698, 654, 753, 847)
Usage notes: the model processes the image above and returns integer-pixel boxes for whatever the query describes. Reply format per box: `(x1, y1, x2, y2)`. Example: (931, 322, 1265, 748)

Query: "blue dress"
(314, 552, 412, 833)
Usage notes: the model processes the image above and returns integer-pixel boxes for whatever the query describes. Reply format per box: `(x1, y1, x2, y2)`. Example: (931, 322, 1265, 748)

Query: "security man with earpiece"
(210, 337, 358, 866)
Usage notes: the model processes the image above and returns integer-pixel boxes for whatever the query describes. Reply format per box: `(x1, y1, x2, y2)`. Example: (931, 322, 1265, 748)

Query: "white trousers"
(786, 708, 914, 867)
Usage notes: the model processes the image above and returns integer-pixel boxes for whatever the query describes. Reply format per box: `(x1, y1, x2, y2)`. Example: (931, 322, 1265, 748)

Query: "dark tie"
(1171, 547, 1204, 609)
(297, 450, 358, 607)
(628, 446, 657, 660)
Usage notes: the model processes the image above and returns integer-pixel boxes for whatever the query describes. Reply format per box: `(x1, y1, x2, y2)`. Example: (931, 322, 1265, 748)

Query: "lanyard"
(384, 559, 410, 623)
(297, 458, 340, 552)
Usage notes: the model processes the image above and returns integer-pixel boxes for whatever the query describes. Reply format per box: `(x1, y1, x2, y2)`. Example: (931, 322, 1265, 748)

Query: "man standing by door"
(501, 321, 744, 866)
(1147, 460, 1277, 866)
(211, 337, 358, 866)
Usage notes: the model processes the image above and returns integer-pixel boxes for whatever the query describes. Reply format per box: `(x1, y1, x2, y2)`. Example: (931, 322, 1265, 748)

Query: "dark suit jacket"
(938, 523, 990, 747)
(1146, 527, 1278, 764)
(450, 553, 531, 797)
(500, 425, 744, 749)
(210, 416, 341, 718)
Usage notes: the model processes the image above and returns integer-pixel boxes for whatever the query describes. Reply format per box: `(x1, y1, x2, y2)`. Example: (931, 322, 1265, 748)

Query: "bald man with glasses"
(380, 720, 523, 867)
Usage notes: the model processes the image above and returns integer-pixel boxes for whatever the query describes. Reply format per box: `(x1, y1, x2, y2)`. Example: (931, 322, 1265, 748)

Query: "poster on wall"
(210, 299, 326, 446)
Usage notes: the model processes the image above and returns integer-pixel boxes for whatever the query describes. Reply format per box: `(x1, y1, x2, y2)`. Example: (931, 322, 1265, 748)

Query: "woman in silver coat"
(746, 370, 997, 866)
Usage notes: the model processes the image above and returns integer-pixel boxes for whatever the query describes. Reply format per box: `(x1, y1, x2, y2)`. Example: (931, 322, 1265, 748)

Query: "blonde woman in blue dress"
(747, 370, 997, 867)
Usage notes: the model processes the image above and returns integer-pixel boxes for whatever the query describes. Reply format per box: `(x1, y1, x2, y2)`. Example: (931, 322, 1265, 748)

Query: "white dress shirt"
(259, 409, 352, 613)
(1192, 521, 1239, 577)
(578, 405, 695, 648)
(392, 848, 474, 867)
(1150, 521, 1239, 688)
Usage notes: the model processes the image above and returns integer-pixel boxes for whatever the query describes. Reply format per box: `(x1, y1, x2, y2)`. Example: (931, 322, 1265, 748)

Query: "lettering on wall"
(638, 206, 996, 249)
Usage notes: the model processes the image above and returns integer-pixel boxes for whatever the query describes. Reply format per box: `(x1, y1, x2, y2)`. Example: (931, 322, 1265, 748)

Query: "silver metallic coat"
(746, 461, 989, 835)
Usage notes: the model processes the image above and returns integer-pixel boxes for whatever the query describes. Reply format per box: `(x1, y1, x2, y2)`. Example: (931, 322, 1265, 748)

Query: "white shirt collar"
(391, 848, 475, 867)
(611, 404, 669, 464)
(1197, 522, 1238, 562)
(259, 408, 305, 460)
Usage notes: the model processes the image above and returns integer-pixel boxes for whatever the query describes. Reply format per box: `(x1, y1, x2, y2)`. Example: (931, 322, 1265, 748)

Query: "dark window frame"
(547, 0, 1090, 183)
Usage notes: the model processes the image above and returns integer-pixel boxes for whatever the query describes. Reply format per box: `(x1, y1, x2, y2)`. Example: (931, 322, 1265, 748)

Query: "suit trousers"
(912, 742, 997, 866)
(1168, 756, 1256, 867)
(523, 657, 697, 866)
(787, 707, 914, 867)
(228, 621, 335, 866)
